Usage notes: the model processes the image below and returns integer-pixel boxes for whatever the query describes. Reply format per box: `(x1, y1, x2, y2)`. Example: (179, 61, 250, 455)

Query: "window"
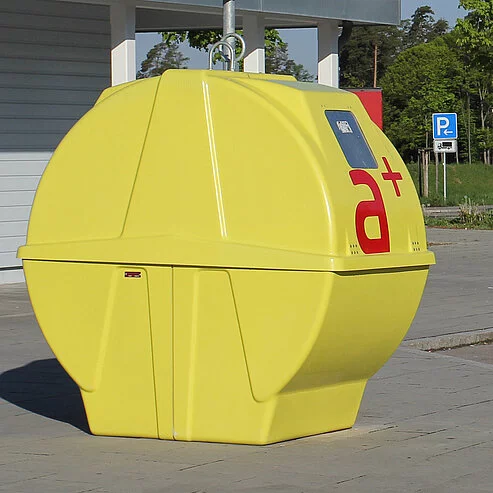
(325, 111, 378, 169)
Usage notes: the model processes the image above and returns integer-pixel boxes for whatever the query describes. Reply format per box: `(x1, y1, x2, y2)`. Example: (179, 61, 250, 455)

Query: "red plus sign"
(381, 157, 403, 197)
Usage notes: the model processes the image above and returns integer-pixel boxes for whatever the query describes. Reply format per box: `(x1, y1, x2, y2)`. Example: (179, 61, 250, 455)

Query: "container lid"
(19, 71, 434, 272)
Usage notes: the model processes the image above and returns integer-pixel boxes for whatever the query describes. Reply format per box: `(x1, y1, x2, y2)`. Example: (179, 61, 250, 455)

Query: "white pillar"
(110, 1, 136, 86)
(243, 13, 265, 74)
(317, 20, 339, 87)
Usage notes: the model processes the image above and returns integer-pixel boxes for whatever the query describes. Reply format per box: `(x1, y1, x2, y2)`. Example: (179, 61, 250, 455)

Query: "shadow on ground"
(0, 358, 89, 433)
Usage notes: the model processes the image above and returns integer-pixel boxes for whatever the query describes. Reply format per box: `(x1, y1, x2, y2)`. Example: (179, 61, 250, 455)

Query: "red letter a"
(350, 170, 390, 254)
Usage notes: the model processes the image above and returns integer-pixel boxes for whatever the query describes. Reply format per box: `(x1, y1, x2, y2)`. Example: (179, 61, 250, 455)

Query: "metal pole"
(435, 152, 439, 195)
(424, 150, 429, 198)
(443, 152, 447, 202)
(373, 43, 378, 88)
(223, 0, 236, 70)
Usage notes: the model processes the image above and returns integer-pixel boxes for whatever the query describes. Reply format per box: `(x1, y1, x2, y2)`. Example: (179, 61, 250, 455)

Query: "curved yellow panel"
(230, 270, 331, 402)
(173, 268, 275, 444)
(285, 267, 430, 392)
(123, 71, 224, 241)
(80, 266, 158, 438)
(27, 77, 160, 244)
(208, 77, 330, 253)
(25, 260, 162, 439)
(24, 260, 115, 392)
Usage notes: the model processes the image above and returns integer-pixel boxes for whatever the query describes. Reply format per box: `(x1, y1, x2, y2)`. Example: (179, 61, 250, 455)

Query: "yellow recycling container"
(18, 70, 435, 445)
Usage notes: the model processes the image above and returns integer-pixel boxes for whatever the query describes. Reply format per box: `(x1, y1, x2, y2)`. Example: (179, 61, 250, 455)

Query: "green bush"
(424, 196, 493, 229)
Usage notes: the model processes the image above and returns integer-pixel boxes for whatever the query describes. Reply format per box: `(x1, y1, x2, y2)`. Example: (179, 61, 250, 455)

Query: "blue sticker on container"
(325, 111, 378, 169)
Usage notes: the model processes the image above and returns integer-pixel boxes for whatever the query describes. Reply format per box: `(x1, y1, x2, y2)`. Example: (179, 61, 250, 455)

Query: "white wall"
(0, 0, 111, 282)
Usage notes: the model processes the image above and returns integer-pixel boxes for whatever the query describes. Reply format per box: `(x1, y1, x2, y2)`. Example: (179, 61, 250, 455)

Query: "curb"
(402, 328, 493, 351)
(422, 205, 493, 220)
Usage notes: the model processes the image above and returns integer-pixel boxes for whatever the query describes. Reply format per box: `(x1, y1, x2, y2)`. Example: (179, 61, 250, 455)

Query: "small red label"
(350, 169, 390, 254)
(124, 271, 142, 278)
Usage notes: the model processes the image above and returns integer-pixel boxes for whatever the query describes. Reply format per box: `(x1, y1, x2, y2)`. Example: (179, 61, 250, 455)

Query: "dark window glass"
(325, 110, 378, 169)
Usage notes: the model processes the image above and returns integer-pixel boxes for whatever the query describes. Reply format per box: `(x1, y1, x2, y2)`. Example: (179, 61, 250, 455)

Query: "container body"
(19, 70, 434, 444)
(25, 260, 428, 444)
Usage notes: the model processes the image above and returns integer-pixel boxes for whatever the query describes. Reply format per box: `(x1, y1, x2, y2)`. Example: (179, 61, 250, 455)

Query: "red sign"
(347, 88, 384, 130)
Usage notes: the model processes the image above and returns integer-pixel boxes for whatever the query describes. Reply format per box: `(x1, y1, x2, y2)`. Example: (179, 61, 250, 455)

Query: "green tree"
(456, 0, 493, 59)
(381, 35, 463, 160)
(404, 6, 449, 48)
(137, 40, 189, 78)
(162, 30, 221, 51)
(339, 7, 449, 89)
(455, 0, 493, 163)
(454, 54, 493, 164)
(264, 33, 314, 81)
(339, 25, 404, 87)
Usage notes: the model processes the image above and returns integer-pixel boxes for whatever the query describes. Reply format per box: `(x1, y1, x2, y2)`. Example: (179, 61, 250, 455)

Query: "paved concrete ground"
(1, 228, 492, 492)
(408, 228, 493, 341)
(440, 342, 493, 365)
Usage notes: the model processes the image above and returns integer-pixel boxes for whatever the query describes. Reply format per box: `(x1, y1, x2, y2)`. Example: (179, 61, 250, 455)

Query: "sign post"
(443, 152, 447, 201)
(432, 113, 458, 203)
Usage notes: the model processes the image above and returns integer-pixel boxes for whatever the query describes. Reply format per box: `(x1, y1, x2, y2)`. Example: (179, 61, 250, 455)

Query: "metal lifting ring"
(209, 41, 235, 71)
(221, 32, 246, 63)
(208, 33, 246, 71)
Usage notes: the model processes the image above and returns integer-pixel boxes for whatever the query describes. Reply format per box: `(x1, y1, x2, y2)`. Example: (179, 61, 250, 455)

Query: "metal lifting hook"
(208, 32, 246, 71)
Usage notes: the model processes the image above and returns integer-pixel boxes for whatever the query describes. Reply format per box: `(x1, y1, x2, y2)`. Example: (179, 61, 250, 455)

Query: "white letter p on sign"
(437, 117, 449, 136)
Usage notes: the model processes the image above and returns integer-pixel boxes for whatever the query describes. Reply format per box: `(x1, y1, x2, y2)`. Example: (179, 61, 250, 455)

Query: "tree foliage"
(137, 40, 189, 78)
(339, 25, 404, 87)
(405, 6, 449, 47)
(264, 33, 313, 81)
(162, 30, 221, 51)
(381, 35, 463, 160)
(455, 0, 493, 163)
(456, 0, 493, 56)
(340, 6, 449, 88)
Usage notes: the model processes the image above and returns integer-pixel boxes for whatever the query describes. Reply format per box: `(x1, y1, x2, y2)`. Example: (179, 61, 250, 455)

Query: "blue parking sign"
(432, 113, 458, 140)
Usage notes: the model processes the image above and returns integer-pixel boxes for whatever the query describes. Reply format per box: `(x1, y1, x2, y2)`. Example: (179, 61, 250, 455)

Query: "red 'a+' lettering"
(381, 157, 403, 197)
